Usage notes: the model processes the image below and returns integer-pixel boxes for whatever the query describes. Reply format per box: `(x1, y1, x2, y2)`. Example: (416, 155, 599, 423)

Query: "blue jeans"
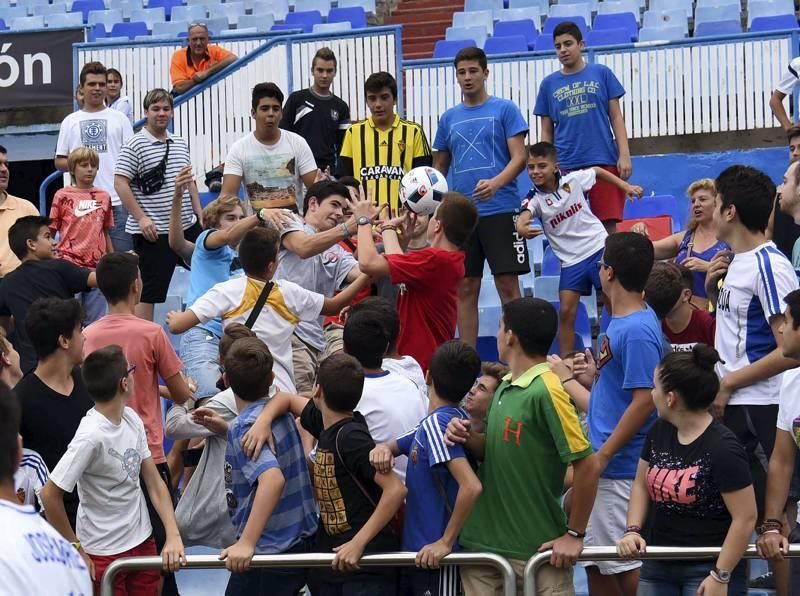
(224, 536, 313, 596)
(638, 559, 747, 596)
(111, 204, 133, 252)
(179, 326, 221, 400)
(78, 288, 107, 326)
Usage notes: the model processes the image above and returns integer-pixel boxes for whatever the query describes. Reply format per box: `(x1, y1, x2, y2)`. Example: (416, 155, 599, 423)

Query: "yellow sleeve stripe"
(223, 279, 300, 326)
(541, 371, 591, 454)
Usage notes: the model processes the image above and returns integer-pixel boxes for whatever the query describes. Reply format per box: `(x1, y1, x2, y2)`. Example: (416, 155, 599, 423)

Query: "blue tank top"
(675, 230, 729, 299)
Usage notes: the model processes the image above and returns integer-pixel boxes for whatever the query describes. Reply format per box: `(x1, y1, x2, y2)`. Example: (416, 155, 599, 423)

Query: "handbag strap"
(334, 423, 378, 510)
(244, 280, 274, 329)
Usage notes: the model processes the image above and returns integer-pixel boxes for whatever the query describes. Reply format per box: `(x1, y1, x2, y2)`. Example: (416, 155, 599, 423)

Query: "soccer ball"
(399, 166, 448, 216)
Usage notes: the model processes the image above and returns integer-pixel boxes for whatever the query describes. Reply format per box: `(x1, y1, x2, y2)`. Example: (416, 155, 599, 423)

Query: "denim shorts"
(639, 559, 747, 596)
(180, 326, 222, 400)
(559, 247, 603, 295)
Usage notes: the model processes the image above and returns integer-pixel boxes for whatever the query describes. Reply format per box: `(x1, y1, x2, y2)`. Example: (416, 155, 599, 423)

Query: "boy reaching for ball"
(353, 188, 478, 373)
(516, 142, 644, 354)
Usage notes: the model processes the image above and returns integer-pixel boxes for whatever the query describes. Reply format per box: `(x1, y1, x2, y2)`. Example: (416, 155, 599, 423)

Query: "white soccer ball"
(399, 166, 448, 216)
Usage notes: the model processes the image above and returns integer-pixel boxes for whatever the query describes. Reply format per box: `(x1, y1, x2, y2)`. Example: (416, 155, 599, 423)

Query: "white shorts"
(578, 477, 642, 576)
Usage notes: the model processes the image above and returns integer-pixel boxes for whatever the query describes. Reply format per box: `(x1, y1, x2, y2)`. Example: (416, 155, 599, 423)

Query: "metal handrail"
(524, 545, 800, 596)
(100, 551, 516, 596)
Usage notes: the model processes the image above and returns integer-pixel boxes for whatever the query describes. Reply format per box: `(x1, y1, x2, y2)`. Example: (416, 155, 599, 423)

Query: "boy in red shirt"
(354, 190, 479, 372)
(50, 147, 114, 325)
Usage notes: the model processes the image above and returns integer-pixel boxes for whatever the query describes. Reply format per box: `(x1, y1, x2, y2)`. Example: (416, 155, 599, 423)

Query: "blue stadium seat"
(294, 0, 330, 18)
(477, 305, 502, 340)
(533, 275, 560, 302)
(251, 0, 289, 20)
(542, 15, 589, 36)
(217, 2, 246, 26)
(541, 245, 560, 276)
(748, 0, 796, 27)
(466, 0, 503, 10)
(494, 6, 542, 25)
(337, 0, 375, 15)
(550, 301, 592, 354)
(204, 16, 229, 35)
(638, 25, 685, 41)
(585, 26, 632, 45)
(749, 13, 798, 30)
(152, 20, 188, 35)
(33, 3, 67, 17)
(285, 9, 323, 30)
(495, 19, 538, 48)
(130, 7, 165, 29)
(533, 33, 555, 50)
(87, 23, 106, 39)
(116, 0, 145, 20)
(171, 4, 207, 23)
(313, 21, 351, 32)
(597, 0, 640, 22)
(0, 18, 6, 30)
(643, 9, 688, 34)
(433, 38, 476, 57)
(593, 12, 638, 40)
(650, 0, 692, 18)
(147, 0, 182, 18)
(694, 19, 743, 36)
(549, 2, 592, 27)
(2, 6, 28, 21)
(87, 8, 123, 29)
(623, 194, 686, 231)
(694, 4, 741, 26)
(111, 20, 150, 38)
(479, 278, 502, 308)
(271, 22, 306, 31)
(697, 0, 739, 6)
(446, 24, 488, 48)
(483, 34, 528, 54)
(236, 13, 275, 31)
(100, 35, 136, 43)
(508, 0, 548, 9)
(70, 0, 104, 21)
(328, 6, 367, 28)
(219, 26, 257, 35)
(453, 9, 494, 34)
(47, 11, 83, 27)
(11, 15, 45, 29)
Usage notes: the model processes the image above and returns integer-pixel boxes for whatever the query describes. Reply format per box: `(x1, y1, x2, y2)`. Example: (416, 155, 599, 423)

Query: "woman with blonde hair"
(635, 178, 729, 308)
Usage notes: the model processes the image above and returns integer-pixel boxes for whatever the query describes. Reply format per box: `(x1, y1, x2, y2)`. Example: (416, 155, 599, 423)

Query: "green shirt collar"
(502, 362, 551, 389)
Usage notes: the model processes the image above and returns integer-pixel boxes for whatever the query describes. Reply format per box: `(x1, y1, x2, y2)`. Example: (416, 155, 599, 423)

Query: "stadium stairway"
(385, 0, 464, 58)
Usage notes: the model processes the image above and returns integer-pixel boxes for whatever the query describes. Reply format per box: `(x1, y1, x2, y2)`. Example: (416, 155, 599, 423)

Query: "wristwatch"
(357, 216, 371, 226)
(566, 527, 585, 539)
(713, 567, 732, 583)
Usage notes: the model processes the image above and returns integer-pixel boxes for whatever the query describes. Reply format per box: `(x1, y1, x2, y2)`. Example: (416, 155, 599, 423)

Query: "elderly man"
(0, 146, 39, 278)
(169, 23, 237, 95)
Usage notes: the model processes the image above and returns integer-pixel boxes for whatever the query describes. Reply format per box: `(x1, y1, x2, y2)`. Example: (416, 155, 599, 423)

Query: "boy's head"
(251, 83, 284, 132)
(429, 192, 478, 248)
(343, 308, 389, 369)
(303, 180, 351, 229)
(0, 382, 21, 487)
(219, 322, 256, 362)
(527, 142, 559, 188)
(599, 232, 654, 295)
(67, 147, 99, 188)
(497, 298, 557, 361)
(224, 337, 274, 402)
(142, 88, 173, 132)
(0, 328, 21, 381)
(311, 47, 337, 93)
(82, 345, 134, 403)
(553, 22, 584, 69)
(202, 194, 244, 231)
(79, 61, 107, 109)
(96, 252, 141, 305)
(454, 47, 488, 96)
(348, 296, 400, 354)
(238, 226, 280, 278)
(315, 352, 364, 413)
(788, 125, 800, 163)
(25, 298, 84, 365)
(464, 362, 508, 420)
(781, 289, 800, 359)
(714, 165, 775, 240)
(644, 262, 690, 320)
(427, 340, 481, 403)
(9, 216, 54, 261)
(364, 72, 397, 126)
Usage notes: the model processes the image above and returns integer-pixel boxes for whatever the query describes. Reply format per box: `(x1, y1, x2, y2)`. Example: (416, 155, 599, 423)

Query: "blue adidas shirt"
(534, 63, 625, 170)
(589, 306, 665, 480)
(396, 405, 468, 551)
(433, 96, 529, 217)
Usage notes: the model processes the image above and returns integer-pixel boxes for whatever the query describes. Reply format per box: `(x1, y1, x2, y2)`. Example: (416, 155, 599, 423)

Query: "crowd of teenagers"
(5, 18, 800, 596)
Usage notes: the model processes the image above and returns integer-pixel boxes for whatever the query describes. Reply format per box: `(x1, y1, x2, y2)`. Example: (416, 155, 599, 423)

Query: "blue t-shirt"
(433, 96, 529, 216)
(225, 398, 318, 554)
(396, 405, 468, 551)
(534, 63, 625, 170)
(186, 228, 241, 337)
(588, 305, 665, 480)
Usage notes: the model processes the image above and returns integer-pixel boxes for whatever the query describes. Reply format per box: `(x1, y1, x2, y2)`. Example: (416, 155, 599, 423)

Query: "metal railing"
(100, 551, 516, 596)
(524, 545, 800, 596)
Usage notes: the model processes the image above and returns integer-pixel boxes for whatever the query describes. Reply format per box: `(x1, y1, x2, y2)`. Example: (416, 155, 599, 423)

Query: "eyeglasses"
(596, 260, 610, 270)
(125, 363, 137, 377)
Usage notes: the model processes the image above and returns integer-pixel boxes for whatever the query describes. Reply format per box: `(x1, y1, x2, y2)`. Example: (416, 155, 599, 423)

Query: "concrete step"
(394, 19, 451, 36)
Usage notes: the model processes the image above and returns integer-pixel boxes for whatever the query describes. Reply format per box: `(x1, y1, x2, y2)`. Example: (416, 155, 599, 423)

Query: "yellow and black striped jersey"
(337, 114, 432, 211)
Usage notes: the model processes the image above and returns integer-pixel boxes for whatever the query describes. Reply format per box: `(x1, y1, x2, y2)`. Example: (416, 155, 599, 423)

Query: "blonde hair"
(68, 147, 99, 178)
(202, 194, 243, 230)
(685, 178, 716, 232)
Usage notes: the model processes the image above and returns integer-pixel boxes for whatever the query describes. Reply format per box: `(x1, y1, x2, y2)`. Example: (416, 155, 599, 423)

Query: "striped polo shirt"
(225, 392, 318, 554)
(114, 127, 196, 235)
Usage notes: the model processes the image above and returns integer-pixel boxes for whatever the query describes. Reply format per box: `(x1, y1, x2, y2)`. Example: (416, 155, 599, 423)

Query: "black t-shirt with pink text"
(641, 419, 751, 547)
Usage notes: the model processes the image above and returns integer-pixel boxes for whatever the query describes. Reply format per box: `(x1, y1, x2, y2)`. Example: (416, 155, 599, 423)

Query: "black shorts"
(141, 461, 179, 595)
(402, 566, 461, 596)
(464, 212, 530, 278)
(133, 223, 201, 304)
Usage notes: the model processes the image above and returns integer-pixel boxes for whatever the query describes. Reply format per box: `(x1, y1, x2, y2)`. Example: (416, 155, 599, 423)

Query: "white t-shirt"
(56, 107, 134, 207)
(776, 57, 800, 96)
(520, 169, 608, 267)
(223, 130, 317, 212)
(15, 448, 48, 508)
(190, 276, 325, 393)
(715, 242, 799, 406)
(382, 355, 429, 404)
(777, 367, 800, 440)
(49, 407, 152, 556)
(109, 95, 134, 123)
(0, 500, 92, 595)
(357, 370, 428, 480)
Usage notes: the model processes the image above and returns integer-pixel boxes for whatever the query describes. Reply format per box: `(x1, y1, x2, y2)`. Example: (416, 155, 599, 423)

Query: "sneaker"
(748, 570, 775, 589)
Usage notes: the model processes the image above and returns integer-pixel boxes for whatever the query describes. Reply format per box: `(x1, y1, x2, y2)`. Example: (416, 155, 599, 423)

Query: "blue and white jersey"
(396, 405, 468, 552)
(715, 242, 799, 406)
(14, 448, 49, 508)
(0, 500, 92, 595)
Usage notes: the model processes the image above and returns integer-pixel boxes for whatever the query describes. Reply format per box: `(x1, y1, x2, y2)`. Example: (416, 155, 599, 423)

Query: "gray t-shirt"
(276, 216, 357, 350)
